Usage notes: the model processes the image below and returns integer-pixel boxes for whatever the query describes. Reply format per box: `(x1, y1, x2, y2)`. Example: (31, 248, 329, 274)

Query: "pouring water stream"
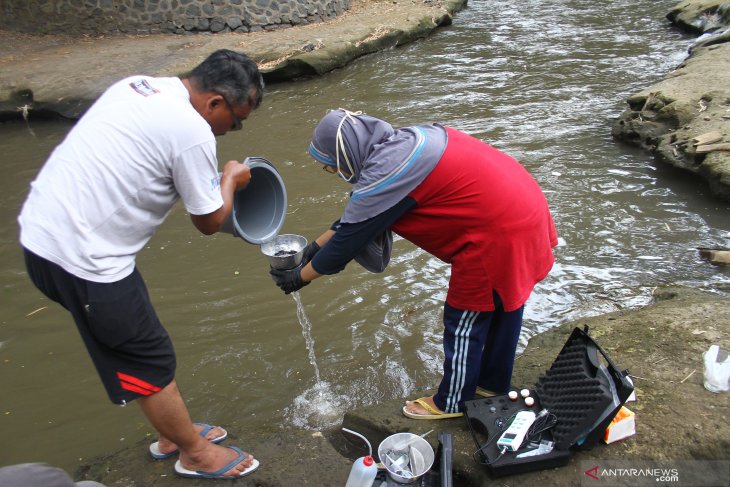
(291, 290, 321, 382)
(285, 289, 345, 429)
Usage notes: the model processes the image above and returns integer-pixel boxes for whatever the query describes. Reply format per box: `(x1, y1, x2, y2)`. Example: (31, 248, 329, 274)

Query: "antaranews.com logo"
(580, 460, 729, 486)
(584, 464, 679, 483)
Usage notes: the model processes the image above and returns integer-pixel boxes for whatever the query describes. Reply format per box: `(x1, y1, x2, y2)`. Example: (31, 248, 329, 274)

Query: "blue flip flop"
(173, 445, 260, 479)
(149, 423, 228, 460)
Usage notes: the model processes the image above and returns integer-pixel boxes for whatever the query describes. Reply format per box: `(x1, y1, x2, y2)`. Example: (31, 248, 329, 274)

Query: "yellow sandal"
(475, 387, 498, 398)
(402, 397, 463, 420)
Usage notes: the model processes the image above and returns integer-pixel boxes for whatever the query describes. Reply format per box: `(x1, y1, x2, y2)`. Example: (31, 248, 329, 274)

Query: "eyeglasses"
(221, 96, 242, 132)
(322, 165, 337, 174)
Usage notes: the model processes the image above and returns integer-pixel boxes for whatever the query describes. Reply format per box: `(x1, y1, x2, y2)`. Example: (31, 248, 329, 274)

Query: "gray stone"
(209, 17, 226, 32)
(0, 0, 355, 35)
(196, 17, 209, 30)
(612, 5, 730, 201)
(226, 16, 243, 29)
(39, 2, 54, 14)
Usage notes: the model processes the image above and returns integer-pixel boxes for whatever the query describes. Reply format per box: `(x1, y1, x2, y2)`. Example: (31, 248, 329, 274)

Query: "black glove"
(270, 265, 309, 294)
(301, 241, 321, 265)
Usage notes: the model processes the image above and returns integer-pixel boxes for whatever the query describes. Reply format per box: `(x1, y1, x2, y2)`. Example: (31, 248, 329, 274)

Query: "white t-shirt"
(19, 76, 223, 283)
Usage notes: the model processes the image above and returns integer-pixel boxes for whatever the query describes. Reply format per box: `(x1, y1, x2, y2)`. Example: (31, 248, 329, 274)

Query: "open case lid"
(535, 325, 634, 450)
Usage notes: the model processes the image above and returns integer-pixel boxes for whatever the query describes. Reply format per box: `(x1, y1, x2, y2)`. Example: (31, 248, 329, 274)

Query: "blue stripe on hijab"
(351, 126, 428, 201)
(308, 142, 334, 165)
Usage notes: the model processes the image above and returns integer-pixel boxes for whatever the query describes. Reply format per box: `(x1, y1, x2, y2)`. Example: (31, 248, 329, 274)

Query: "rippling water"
(1, 0, 729, 470)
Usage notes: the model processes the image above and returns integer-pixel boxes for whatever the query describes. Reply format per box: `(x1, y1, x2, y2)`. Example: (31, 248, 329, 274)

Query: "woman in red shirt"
(272, 109, 558, 418)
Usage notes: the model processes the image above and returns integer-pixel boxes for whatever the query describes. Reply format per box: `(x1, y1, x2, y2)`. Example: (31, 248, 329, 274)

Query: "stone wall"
(0, 0, 353, 36)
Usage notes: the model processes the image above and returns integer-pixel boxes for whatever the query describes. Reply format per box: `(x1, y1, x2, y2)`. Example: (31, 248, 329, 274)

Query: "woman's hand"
(270, 266, 309, 294)
(301, 241, 321, 265)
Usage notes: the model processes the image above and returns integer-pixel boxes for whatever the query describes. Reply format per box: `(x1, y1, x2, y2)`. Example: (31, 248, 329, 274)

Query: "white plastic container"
(345, 455, 377, 487)
(703, 344, 730, 393)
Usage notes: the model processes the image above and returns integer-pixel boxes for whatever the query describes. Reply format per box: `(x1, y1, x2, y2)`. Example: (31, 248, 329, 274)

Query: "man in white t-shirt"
(18, 50, 263, 480)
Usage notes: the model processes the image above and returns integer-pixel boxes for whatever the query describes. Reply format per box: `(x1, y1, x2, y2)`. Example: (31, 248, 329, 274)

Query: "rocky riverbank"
(75, 285, 730, 486)
(612, 0, 730, 202)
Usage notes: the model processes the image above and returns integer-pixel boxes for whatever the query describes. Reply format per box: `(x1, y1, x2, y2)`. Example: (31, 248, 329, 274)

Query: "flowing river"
(1, 0, 728, 470)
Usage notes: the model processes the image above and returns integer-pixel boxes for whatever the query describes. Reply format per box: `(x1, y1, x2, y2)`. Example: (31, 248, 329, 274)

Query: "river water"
(1, 0, 729, 471)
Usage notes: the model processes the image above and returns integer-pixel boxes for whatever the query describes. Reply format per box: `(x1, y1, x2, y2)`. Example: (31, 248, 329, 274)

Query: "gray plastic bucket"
(221, 157, 287, 244)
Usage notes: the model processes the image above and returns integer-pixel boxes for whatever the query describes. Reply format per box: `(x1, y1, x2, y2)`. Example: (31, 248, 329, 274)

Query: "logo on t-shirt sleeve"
(129, 79, 160, 97)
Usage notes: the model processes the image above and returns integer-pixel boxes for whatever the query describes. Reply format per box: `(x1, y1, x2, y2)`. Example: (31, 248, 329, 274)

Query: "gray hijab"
(308, 109, 447, 224)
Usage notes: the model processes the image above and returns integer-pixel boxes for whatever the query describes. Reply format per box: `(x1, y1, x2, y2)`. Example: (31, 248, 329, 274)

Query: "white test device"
(497, 410, 536, 452)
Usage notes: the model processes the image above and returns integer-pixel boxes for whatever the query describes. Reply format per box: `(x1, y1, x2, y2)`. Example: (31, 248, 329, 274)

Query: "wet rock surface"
(77, 285, 729, 486)
(612, 0, 730, 201)
(344, 285, 730, 486)
(79, 427, 354, 486)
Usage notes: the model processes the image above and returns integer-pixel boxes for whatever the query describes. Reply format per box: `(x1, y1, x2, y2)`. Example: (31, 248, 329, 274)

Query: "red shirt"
(391, 127, 558, 311)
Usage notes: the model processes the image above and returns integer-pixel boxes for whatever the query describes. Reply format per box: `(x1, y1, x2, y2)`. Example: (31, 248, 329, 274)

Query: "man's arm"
(190, 160, 251, 235)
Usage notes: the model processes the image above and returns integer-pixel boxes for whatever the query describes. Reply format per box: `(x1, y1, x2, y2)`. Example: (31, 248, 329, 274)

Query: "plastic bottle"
(345, 455, 377, 487)
(703, 344, 730, 393)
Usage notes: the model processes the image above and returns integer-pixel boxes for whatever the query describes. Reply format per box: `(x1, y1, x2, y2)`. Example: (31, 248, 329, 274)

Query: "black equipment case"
(464, 325, 634, 477)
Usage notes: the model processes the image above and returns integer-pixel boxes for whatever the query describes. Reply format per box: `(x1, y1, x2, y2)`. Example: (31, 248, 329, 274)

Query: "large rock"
(612, 0, 730, 201)
(666, 0, 730, 34)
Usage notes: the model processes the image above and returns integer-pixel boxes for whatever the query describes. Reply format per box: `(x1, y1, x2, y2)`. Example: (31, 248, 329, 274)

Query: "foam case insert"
(464, 325, 634, 477)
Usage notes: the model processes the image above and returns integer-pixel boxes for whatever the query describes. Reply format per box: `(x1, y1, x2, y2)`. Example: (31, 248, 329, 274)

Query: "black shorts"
(23, 248, 176, 405)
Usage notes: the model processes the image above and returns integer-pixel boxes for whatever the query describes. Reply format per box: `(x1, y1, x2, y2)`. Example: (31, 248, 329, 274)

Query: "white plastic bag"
(703, 345, 730, 393)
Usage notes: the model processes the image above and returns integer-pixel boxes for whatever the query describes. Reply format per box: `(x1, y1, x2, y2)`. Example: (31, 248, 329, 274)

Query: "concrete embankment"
(0, 0, 466, 120)
(612, 0, 730, 202)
